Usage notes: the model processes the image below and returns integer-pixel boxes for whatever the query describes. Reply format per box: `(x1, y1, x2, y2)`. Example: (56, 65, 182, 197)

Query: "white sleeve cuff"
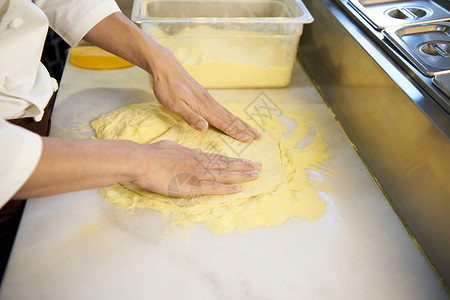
(35, 0, 121, 47)
(0, 119, 43, 207)
(61, 1, 121, 46)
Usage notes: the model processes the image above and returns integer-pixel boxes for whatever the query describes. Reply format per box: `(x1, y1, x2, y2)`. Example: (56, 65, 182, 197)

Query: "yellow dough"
(90, 101, 331, 234)
(182, 61, 293, 89)
(150, 26, 297, 88)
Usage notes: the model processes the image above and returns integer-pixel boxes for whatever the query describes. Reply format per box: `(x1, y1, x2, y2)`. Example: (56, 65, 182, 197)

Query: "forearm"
(83, 12, 163, 76)
(14, 138, 261, 199)
(83, 12, 260, 142)
(14, 138, 141, 199)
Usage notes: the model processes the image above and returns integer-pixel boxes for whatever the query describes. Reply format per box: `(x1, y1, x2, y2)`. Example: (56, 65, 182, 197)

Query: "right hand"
(131, 140, 261, 197)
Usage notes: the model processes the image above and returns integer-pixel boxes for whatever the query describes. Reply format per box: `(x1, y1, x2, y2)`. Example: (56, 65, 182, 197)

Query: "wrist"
(118, 140, 149, 183)
(141, 38, 178, 79)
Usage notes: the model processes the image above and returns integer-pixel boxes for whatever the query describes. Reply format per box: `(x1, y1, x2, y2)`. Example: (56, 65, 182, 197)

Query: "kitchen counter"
(0, 61, 447, 299)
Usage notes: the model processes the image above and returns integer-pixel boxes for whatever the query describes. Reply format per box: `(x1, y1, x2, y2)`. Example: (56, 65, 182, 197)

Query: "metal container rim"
(131, 0, 314, 24)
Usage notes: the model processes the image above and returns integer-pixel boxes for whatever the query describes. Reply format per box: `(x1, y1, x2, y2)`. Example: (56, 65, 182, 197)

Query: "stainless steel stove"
(339, 0, 450, 114)
(347, 0, 449, 29)
(297, 0, 450, 290)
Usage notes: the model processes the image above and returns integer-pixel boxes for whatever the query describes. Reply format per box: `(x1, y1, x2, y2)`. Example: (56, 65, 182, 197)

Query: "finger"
(223, 123, 253, 142)
(199, 181, 242, 195)
(216, 114, 261, 142)
(193, 147, 202, 153)
(210, 102, 261, 140)
(225, 161, 262, 172)
(226, 114, 261, 140)
(199, 170, 259, 184)
(165, 97, 209, 131)
(197, 92, 261, 141)
(199, 158, 262, 172)
(200, 152, 251, 163)
(197, 153, 262, 171)
(203, 106, 254, 142)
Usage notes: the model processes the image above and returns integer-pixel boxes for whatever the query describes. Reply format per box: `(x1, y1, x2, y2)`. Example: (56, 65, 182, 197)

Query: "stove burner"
(385, 6, 431, 20)
(419, 41, 450, 57)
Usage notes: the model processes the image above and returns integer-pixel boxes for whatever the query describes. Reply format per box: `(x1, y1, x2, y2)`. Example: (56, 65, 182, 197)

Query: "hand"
(131, 140, 261, 197)
(150, 48, 261, 143)
(83, 12, 260, 142)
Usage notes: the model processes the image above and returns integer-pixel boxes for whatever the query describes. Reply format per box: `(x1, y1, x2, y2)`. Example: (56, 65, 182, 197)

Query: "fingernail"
(248, 171, 259, 177)
(232, 185, 242, 191)
(195, 119, 208, 131)
(253, 162, 262, 171)
(241, 134, 252, 143)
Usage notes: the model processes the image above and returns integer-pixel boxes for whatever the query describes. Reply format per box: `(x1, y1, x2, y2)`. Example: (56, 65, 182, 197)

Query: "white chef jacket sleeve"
(33, 0, 121, 47)
(0, 119, 43, 208)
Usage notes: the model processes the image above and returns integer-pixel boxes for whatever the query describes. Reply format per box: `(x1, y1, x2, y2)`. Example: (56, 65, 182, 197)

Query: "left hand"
(151, 47, 261, 143)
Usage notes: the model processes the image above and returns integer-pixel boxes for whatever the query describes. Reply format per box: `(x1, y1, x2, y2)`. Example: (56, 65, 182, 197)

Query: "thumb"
(172, 100, 209, 131)
(192, 115, 208, 131)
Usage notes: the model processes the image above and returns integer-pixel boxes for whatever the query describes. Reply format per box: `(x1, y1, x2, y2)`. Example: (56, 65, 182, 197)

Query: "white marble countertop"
(0, 62, 447, 300)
